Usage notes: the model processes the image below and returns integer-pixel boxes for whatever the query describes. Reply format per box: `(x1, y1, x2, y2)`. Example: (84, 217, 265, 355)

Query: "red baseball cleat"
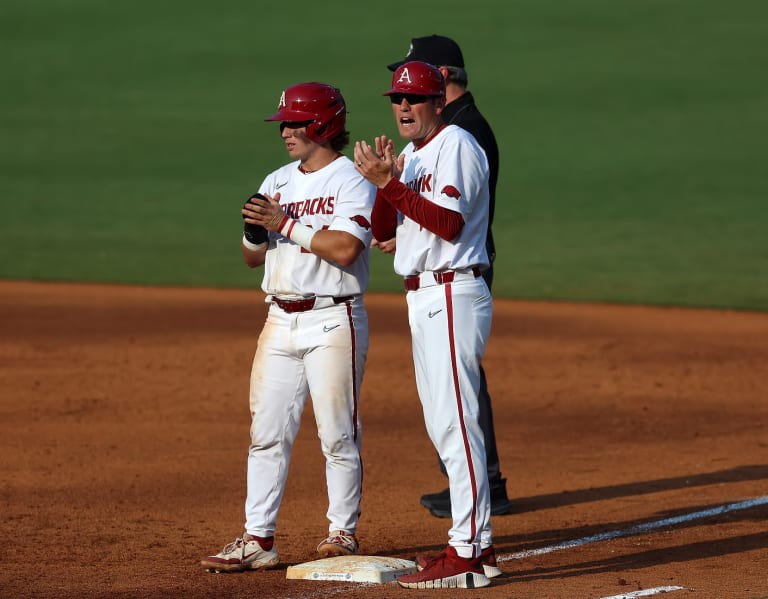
(399, 545, 491, 589)
(416, 544, 502, 578)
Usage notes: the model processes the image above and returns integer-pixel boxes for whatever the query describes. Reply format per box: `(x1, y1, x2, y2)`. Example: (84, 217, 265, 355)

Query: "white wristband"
(279, 217, 316, 251)
(242, 234, 267, 252)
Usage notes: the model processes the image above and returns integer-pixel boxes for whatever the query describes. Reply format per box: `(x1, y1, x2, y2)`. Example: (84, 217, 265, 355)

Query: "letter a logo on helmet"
(384, 61, 445, 98)
(264, 82, 347, 145)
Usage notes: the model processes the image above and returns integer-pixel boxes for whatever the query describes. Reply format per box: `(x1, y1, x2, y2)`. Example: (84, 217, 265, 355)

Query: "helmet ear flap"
(305, 120, 325, 143)
(305, 101, 345, 144)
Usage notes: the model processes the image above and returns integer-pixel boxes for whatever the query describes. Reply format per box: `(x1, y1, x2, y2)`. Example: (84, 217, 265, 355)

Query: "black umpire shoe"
(420, 478, 513, 518)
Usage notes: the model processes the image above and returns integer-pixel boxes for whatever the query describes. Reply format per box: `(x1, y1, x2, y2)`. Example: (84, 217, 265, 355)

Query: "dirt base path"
(1, 281, 766, 598)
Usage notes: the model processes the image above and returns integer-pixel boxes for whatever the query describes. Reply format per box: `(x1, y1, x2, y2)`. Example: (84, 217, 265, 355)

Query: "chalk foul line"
(600, 587, 686, 599)
(500, 495, 768, 561)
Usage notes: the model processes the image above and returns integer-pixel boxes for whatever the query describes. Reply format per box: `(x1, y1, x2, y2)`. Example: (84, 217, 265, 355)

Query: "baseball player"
(354, 61, 495, 589)
(201, 82, 376, 573)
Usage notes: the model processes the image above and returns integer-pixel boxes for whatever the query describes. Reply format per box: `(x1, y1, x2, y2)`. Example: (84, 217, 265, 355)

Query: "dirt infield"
(1, 281, 766, 599)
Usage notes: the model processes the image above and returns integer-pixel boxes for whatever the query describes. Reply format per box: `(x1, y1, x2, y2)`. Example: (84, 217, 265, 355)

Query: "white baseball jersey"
(393, 124, 490, 276)
(258, 156, 376, 297)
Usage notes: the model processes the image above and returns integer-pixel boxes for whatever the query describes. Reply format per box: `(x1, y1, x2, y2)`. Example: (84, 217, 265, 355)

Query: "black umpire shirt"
(440, 91, 499, 265)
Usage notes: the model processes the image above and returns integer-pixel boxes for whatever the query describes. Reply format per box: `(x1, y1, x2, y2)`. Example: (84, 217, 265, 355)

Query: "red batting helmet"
(383, 61, 445, 97)
(265, 82, 347, 144)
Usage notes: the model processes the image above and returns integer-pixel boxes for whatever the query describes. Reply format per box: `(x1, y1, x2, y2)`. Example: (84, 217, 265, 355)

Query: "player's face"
(389, 94, 444, 145)
(280, 122, 317, 161)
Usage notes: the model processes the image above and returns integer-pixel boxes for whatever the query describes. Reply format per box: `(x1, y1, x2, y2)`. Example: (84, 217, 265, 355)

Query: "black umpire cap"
(387, 34, 465, 71)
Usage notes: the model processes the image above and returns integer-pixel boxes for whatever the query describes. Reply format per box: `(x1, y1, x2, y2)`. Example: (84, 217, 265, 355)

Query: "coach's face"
(389, 94, 445, 146)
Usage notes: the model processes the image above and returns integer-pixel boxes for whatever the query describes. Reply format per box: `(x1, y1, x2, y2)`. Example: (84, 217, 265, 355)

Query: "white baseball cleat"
(201, 535, 280, 573)
(317, 530, 359, 557)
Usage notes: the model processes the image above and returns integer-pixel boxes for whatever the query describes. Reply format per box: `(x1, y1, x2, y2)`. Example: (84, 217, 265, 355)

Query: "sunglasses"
(280, 121, 312, 132)
(389, 93, 430, 105)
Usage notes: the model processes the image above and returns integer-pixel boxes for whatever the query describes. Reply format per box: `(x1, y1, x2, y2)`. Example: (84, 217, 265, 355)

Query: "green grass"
(1, 0, 767, 310)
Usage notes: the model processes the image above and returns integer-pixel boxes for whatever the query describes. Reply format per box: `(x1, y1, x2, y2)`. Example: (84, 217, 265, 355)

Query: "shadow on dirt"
(507, 464, 768, 514)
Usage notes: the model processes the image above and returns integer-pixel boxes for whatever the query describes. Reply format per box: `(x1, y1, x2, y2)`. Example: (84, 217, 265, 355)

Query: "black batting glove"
(243, 193, 269, 245)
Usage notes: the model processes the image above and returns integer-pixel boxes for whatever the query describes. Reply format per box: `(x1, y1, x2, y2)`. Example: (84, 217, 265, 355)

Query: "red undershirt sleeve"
(377, 178, 464, 241)
(371, 191, 398, 241)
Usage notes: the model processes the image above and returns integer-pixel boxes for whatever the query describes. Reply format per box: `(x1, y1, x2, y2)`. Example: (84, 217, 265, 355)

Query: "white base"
(286, 555, 417, 584)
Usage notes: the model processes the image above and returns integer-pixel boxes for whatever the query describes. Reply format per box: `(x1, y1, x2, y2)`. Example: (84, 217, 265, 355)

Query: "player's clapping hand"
(243, 192, 285, 231)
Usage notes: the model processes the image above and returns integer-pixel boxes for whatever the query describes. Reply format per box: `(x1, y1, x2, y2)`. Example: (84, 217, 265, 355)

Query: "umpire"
(387, 34, 511, 518)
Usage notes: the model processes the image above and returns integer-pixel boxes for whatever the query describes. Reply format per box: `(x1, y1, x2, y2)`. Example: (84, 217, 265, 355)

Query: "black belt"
(404, 267, 481, 291)
(272, 295, 353, 313)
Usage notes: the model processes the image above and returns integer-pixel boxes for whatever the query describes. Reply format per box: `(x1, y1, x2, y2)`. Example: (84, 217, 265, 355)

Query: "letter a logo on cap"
(278, 91, 286, 108)
(397, 67, 412, 84)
